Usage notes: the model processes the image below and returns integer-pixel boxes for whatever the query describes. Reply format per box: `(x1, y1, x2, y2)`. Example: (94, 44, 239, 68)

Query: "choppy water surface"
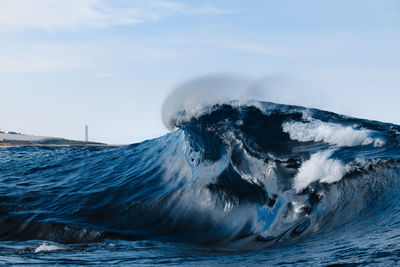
(1, 101, 400, 266)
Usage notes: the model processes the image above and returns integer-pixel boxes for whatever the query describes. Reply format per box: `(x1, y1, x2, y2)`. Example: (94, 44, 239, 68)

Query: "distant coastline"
(0, 132, 117, 147)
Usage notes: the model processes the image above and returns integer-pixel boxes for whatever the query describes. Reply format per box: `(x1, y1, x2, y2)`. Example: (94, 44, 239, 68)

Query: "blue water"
(1, 101, 400, 266)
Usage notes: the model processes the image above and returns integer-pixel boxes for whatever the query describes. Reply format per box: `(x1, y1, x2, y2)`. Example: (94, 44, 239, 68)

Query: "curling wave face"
(1, 100, 400, 251)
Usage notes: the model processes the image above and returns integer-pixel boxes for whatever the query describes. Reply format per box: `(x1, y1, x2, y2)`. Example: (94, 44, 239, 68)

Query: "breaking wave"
(1, 100, 400, 251)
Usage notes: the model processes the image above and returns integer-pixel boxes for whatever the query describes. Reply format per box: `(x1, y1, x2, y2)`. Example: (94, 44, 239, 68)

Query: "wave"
(0, 100, 399, 250)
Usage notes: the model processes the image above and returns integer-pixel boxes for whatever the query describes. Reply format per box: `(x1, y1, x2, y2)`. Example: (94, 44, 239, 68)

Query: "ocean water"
(1, 101, 400, 266)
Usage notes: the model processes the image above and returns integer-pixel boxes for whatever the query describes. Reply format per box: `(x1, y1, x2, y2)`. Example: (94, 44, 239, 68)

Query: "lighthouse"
(85, 125, 88, 142)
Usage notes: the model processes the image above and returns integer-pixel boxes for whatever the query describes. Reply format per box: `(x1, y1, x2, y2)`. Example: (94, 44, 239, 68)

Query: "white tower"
(85, 125, 88, 142)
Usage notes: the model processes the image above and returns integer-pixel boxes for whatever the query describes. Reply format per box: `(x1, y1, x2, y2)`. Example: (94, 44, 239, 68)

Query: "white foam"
(291, 201, 305, 214)
(282, 120, 384, 147)
(294, 150, 351, 192)
(34, 242, 65, 253)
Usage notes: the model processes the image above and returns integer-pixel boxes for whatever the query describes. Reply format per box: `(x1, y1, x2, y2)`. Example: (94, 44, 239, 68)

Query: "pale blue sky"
(0, 0, 399, 144)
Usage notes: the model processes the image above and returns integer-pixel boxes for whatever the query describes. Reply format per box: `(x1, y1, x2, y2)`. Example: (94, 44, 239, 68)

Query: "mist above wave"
(161, 74, 300, 130)
(162, 74, 250, 130)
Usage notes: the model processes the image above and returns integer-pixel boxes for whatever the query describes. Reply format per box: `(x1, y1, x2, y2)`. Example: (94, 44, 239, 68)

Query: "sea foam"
(282, 120, 384, 147)
(294, 150, 351, 192)
(34, 242, 65, 253)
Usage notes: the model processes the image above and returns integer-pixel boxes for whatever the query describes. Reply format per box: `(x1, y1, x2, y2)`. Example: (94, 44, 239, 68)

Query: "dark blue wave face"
(1, 101, 400, 254)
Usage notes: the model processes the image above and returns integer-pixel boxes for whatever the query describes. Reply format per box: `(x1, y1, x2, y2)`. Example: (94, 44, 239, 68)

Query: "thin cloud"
(0, 41, 183, 73)
(211, 42, 293, 58)
(0, 0, 233, 32)
(0, 43, 93, 73)
(168, 37, 293, 58)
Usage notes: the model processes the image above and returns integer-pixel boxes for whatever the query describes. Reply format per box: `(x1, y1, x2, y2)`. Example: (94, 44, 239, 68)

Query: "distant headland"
(0, 130, 116, 147)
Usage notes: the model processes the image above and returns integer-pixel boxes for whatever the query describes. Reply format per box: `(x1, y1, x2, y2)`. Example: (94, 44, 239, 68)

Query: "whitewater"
(1, 98, 400, 265)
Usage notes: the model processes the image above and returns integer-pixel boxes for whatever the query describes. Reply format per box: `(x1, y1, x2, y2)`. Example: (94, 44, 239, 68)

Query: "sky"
(0, 0, 399, 144)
